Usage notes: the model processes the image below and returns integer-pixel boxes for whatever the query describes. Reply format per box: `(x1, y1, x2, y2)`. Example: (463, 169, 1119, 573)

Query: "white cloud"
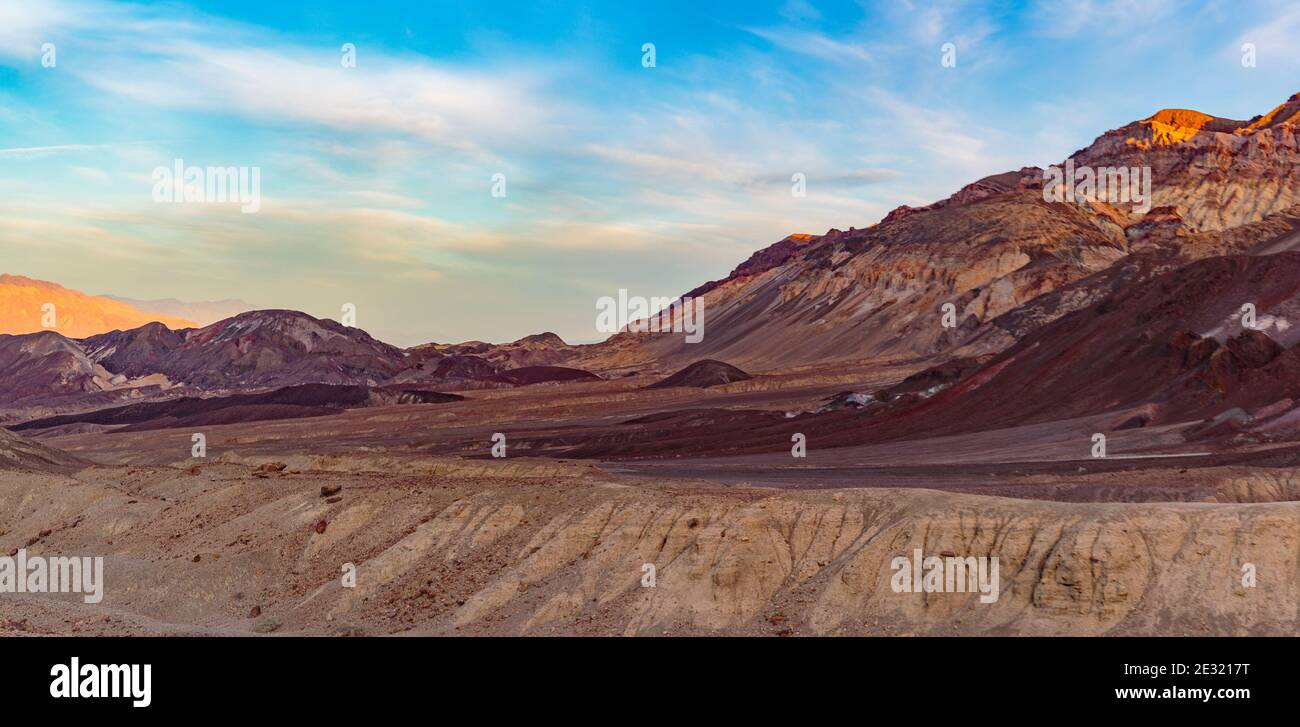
(0, 144, 113, 158)
(1030, 0, 1179, 38)
(4, 1, 568, 162)
(1233, 3, 1300, 68)
(744, 26, 874, 64)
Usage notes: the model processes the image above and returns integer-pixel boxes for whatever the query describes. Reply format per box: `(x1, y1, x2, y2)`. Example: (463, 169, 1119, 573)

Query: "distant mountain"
(0, 274, 195, 338)
(0, 331, 110, 401)
(80, 309, 406, 390)
(0, 308, 609, 414)
(101, 294, 254, 327)
(407, 331, 579, 370)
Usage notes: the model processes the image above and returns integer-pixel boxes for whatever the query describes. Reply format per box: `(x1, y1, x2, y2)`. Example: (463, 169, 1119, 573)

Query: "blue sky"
(1, 0, 1297, 345)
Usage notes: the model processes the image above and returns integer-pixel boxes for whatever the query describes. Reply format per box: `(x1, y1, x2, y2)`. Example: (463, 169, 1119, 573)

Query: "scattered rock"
(252, 619, 281, 634)
(320, 484, 343, 497)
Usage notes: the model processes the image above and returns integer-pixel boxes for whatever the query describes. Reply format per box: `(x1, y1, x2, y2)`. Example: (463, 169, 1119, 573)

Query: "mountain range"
(4, 92, 1300, 449)
(100, 295, 254, 327)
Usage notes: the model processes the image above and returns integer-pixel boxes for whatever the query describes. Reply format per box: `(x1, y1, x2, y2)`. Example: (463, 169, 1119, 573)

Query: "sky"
(1, 0, 1297, 346)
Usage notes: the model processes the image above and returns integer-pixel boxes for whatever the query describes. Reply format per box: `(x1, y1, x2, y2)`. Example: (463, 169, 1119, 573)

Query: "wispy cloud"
(743, 26, 874, 64)
(0, 144, 121, 158)
(1, 0, 1294, 345)
(1029, 0, 1180, 38)
(1232, 2, 1300, 68)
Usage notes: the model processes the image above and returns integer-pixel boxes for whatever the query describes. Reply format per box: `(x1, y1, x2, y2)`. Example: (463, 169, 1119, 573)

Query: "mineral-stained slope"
(574, 192, 1127, 372)
(858, 252, 1300, 440)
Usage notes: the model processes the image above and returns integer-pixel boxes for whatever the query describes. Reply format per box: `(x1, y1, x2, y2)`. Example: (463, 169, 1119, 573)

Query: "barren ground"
(6, 372, 1298, 636)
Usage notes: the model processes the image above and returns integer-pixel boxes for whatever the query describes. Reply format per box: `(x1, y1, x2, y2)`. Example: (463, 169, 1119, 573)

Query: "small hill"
(490, 366, 600, 386)
(647, 360, 752, 389)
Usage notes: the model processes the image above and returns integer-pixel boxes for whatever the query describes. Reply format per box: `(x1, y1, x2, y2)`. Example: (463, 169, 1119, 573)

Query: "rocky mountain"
(80, 310, 405, 391)
(1071, 95, 1300, 231)
(574, 190, 1128, 372)
(0, 274, 195, 338)
(505, 246, 1300, 457)
(0, 331, 111, 403)
(569, 92, 1300, 374)
(0, 308, 602, 418)
(853, 252, 1300, 442)
(6, 93, 1300, 440)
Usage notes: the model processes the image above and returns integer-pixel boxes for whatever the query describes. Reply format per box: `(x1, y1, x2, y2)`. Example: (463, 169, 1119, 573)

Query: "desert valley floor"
(4, 366, 1297, 636)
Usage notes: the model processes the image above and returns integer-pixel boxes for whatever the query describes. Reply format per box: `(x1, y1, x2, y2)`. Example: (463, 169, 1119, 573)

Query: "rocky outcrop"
(1072, 96, 1300, 232)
